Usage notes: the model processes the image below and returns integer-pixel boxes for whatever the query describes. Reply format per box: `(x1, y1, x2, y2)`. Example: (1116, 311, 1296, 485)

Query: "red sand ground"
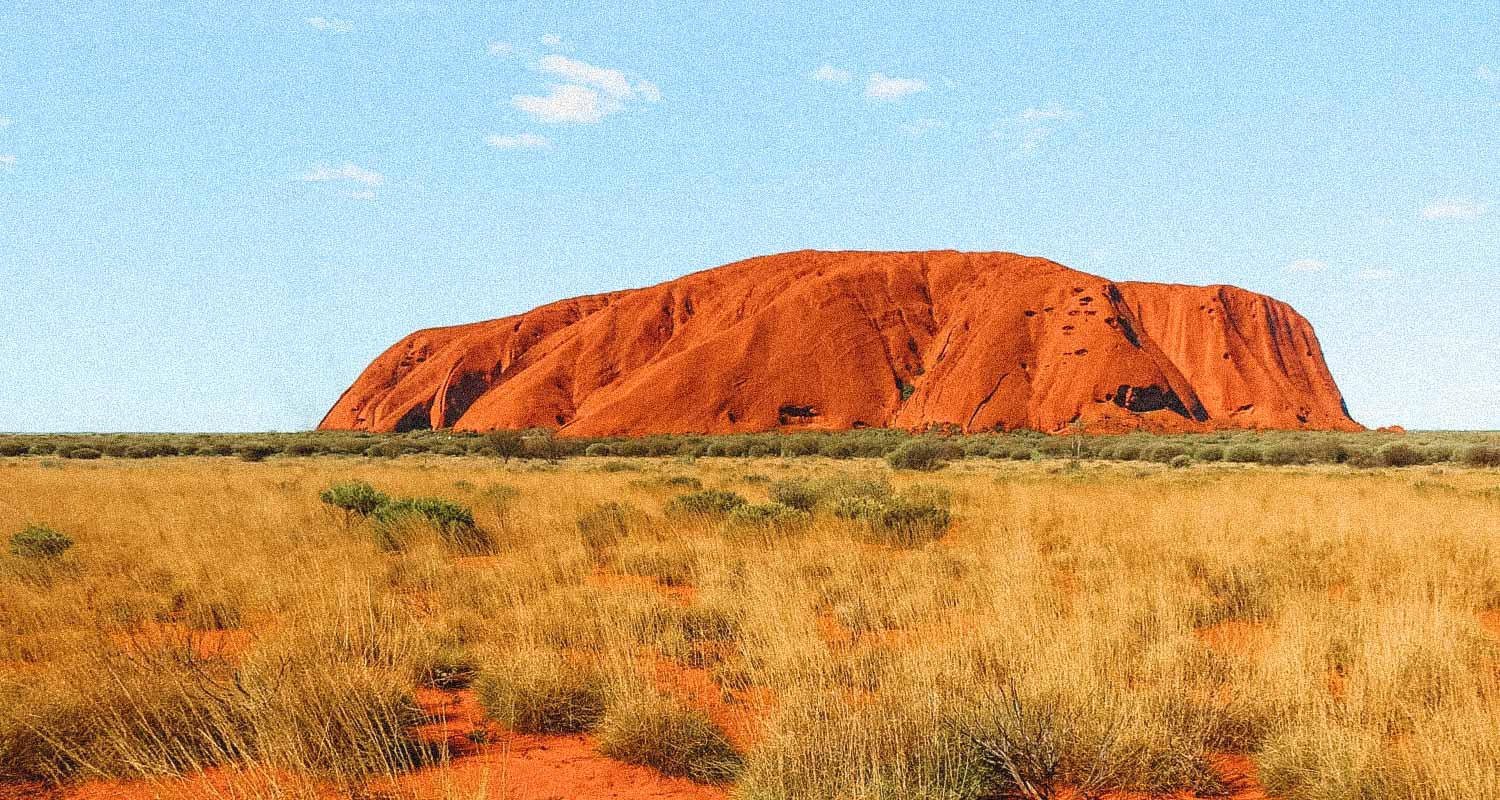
(320, 250, 1360, 437)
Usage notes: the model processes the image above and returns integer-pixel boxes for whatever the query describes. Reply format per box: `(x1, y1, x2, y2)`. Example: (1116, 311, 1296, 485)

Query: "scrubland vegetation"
(0, 442, 1497, 799)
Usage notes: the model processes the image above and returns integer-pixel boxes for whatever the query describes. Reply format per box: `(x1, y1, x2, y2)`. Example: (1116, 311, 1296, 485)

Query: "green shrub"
(1195, 446, 1224, 462)
(1378, 443, 1422, 468)
(475, 651, 608, 734)
(319, 480, 390, 520)
(9, 525, 74, 560)
(584, 442, 615, 457)
(664, 475, 702, 489)
(886, 440, 950, 471)
(63, 447, 102, 460)
(1263, 445, 1302, 466)
(0, 441, 30, 457)
(371, 497, 491, 554)
(1170, 454, 1193, 469)
(595, 694, 742, 785)
(667, 490, 748, 517)
(237, 444, 277, 462)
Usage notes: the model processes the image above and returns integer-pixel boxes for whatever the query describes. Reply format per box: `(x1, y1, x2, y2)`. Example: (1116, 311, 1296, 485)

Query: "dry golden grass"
(0, 454, 1497, 799)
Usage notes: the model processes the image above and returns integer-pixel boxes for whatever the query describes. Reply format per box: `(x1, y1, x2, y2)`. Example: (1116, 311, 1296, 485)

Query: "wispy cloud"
(811, 64, 852, 83)
(999, 103, 1082, 156)
(510, 54, 658, 124)
(488, 41, 513, 56)
(1420, 198, 1488, 220)
(1477, 65, 1498, 84)
(541, 34, 564, 48)
(1286, 258, 1329, 274)
(0, 117, 11, 129)
(487, 133, 550, 149)
(865, 73, 928, 101)
(538, 54, 658, 101)
(0, 155, 15, 168)
(306, 17, 353, 33)
(303, 162, 384, 187)
(347, 190, 377, 201)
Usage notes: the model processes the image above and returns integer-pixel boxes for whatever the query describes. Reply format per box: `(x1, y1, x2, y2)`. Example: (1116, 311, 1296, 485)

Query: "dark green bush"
(1263, 445, 1303, 466)
(237, 444, 277, 462)
(9, 525, 74, 560)
(319, 480, 390, 520)
(585, 443, 614, 457)
(0, 441, 30, 457)
(1170, 455, 1193, 469)
(1195, 446, 1224, 462)
(1378, 443, 1422, 468)
(727, 502, 810, 531)
(63, 447, 102, 460)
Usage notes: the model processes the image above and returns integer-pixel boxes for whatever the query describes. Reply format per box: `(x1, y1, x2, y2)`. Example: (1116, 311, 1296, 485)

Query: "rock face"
(320, 251, 1361, 436)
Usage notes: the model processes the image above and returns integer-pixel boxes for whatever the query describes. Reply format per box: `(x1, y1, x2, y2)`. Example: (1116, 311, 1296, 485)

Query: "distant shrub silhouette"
(885, 440, 949, 471)
(1462, 445, 1500, 468)
(1378, 443, 1422, 468)
(1225, 445, 1263, 464)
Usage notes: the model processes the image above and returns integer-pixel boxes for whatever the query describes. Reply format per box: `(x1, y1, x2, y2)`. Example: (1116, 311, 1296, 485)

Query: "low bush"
(63, 447, 102, 460)
(1378, 443, 1422, 468)
(1170, 454, 1193, 469)
(475, 651, 608, 734)
(886, 440, 950, 471)
(371, 498, 492, 555)
(1461, 445, 1500, 468)
(236, 444, 278, 462)
(595, 693, 742, 785)
(1195, 445, 1224, 462)
(667, 489, 748, 517)
(9, 525, 74, 560)
(319, 480, 390, 521)
(833, 493, 952, 547)
(1225, 445, 1263, 463)
(768, 478, 819, 511)
(727, 502, 810, 531)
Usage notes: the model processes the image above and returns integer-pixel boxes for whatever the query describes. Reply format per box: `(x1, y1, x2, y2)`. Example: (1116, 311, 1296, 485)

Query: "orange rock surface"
(320, 250, 1361, 436)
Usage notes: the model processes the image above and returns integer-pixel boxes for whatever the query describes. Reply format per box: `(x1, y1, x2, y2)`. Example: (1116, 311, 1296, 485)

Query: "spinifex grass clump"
(595, 692, 742, 785)
(475, 650, 609, 734)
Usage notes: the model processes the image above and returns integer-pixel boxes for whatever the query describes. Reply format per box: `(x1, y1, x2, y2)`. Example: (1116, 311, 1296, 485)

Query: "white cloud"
(538, 54, 646, 100)
(1360, 268, 1396, 281)
(513, 83, 620, 123)
(306, 17, 353, 33)
(541, 34, 563, 48)
(1286, 258, 1329, 273)
(1018, 104, 1075, 122)
(1010, 126, 1054, 154)
(1420, 198, 1487, 220)
(488, 41, 513, 56)
(511, 55, 658, 124)
(347, 190, 377, 201)
(487, 133, 550, 149)
(865, 73, 928, 101)
(0, 117, 11, 128)
(303, 162, 384, 187)
(1477, 65, 1498, 84)
(0, 155, 15, 167)
(811, 64, 852, 83)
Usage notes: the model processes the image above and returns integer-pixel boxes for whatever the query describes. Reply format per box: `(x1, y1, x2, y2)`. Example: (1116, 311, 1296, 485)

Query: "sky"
(1, 1, 1497, 432)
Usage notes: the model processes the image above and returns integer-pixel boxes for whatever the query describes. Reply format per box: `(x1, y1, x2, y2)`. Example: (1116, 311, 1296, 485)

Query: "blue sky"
(1, 1, 1497, 432)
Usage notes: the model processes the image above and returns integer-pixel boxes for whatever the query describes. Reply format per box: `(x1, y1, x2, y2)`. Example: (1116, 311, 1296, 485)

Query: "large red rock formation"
(319, 251, 1361, 436)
